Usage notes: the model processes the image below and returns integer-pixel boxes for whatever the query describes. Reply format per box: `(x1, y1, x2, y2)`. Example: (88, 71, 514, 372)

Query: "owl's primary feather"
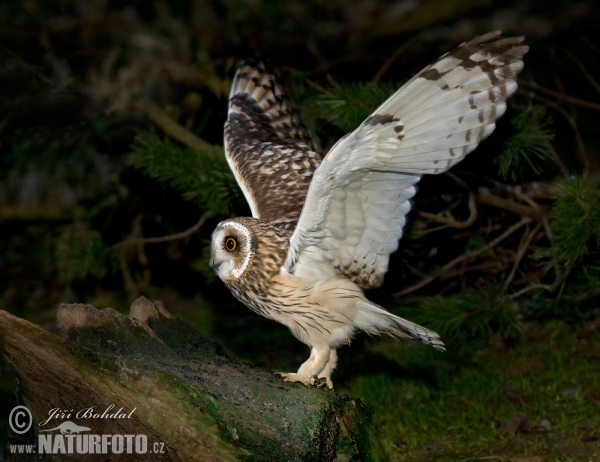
(212, 32, 528, 388)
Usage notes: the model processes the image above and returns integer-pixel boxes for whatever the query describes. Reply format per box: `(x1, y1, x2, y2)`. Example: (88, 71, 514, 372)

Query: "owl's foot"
(276, 371, 307, 385)
(276, 347, 337, 389)
(312, 376, 333, 389)
(275, 372, 333, 389)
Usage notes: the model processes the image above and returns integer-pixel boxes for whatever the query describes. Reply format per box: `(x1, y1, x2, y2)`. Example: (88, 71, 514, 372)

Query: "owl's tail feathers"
(355, 302, 445, 351)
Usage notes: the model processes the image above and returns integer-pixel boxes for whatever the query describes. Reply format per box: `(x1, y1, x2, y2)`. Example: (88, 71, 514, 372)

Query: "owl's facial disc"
(210, 220, 252, 279)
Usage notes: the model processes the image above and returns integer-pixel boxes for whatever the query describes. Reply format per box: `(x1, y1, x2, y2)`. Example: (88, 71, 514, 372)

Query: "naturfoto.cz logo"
(7, 405, 166, 456)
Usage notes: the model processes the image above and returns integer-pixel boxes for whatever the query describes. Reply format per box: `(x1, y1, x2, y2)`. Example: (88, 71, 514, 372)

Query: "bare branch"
(477, 192, 545, 221)
(395, 217, 532, 297)
(503, 221, 543, 291)
(138, 101, 218, 151)
(114, 214, 208, 247)
(520, 80, 600, 111)
(417, 193, 478, 231)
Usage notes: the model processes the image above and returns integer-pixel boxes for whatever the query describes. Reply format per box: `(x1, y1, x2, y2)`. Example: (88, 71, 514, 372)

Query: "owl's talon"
(276, 372, 333, 389)
(313, 376, 333, 389)
(275, 372, 291, 382)
(275, 372, 311, 386)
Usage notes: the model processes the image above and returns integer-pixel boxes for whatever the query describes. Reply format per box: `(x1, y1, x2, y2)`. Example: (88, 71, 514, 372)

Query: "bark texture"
(0, 297, 340, 461)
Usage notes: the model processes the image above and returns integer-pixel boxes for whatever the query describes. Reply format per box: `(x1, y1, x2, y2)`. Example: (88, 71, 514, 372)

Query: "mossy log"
(0, 297, 341, 461)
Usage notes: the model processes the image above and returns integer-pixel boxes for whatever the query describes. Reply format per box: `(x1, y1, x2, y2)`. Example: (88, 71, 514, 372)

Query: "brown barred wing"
(224, 59, 322, 231)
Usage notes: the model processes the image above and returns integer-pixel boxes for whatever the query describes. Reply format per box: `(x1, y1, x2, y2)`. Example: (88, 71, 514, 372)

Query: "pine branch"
(511, 177, 600, 313)
(402, 285, 523, 347)
(138, 101, 215, 151)
(496, 105, 555, 182)
(534, 176, 600, 273)
(131, 132, 242, 216)
(55, 224, 119, 283)
(316, 81, 398, 132)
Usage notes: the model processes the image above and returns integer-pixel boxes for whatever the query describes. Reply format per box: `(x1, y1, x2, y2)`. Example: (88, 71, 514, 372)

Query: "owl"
(210, 31, 528, 388)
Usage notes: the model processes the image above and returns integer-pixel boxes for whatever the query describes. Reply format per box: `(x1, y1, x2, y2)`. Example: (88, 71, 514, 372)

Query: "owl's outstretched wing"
(224, 59, 322, 231)
(284, 31, 528, 288)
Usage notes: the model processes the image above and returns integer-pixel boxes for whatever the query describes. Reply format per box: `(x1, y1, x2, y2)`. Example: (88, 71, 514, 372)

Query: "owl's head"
(210, 219, 256, 280)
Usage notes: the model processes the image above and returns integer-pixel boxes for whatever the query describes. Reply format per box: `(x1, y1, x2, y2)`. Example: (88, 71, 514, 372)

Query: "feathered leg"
(315, 349, 337, 389)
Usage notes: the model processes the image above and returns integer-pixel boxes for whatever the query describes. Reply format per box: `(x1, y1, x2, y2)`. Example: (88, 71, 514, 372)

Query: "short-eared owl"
(210, 32, 527, 388)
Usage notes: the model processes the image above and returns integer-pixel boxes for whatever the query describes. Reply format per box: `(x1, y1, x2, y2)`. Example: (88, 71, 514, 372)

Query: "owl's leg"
(277, 346, 331, 387)
(314, 349, 337, 389)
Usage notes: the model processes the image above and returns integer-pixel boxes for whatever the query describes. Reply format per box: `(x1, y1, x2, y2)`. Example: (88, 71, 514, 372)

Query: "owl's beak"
(209, 258, 221, 271)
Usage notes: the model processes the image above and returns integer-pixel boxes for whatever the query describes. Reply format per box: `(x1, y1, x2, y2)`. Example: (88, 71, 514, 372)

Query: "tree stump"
(0, 297, 341, 461)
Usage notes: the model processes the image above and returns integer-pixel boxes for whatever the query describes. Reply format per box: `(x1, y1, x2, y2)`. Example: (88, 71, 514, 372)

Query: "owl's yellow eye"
(224, 237, 237, 252)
